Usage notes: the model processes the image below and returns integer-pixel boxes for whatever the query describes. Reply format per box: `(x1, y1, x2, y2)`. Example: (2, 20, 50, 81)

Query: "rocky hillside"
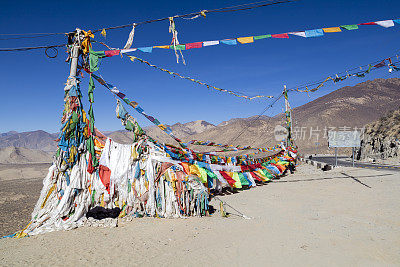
(142, 120, 216, 145)
(0, 147, 53, 164)
(0, 130, 58, 152)
(286, 78, 400, 154)
(357, 108, 400, 162)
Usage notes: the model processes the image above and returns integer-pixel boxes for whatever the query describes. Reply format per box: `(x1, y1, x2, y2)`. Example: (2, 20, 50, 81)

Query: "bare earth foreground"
(0, 163, 399, 266)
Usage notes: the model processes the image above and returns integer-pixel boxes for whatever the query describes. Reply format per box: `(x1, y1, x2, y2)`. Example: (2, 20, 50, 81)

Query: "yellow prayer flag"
(237, 36, 254, 44)
(154, 45, 170, 49)
(323, 27, 342, 33)
(128, 55, 135, 62)
(129, 101, 138, 108)
(101, 29, 106, 38)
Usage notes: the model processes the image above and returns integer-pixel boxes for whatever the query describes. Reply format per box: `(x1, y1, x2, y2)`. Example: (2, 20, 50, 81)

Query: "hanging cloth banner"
(123, 23, 137, 49)
(305, 29, 324, 37)
(360, 20, 395, 28)
(289, 32, 306, 37)
(99, 18, 398, 55)
(126, 55, 273, 100)
(323, 27, 342, 33)
(90, 73, 187, 148)
(169, 17, 185, 64)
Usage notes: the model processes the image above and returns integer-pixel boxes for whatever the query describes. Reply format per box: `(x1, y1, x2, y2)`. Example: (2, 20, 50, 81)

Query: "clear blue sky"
(0, 0, 399, 133)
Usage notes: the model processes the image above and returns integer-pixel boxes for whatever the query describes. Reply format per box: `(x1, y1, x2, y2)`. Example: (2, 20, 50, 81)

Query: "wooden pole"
(69, 29, 81, 78)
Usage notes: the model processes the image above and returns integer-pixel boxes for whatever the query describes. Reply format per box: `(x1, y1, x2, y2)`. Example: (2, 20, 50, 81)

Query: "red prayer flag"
(271, 33, 289, 38)
(358, 22, 377, 25)
(105, 50, 121, 57)
(185, 42, 203, 49)
(99, 165, 111, 193)
(219, 171, 236, 187)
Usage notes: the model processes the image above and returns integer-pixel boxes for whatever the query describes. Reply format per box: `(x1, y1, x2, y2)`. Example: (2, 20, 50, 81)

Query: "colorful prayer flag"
(138, 47, 153, 53)
(323, 27, 342, 33)
(154, 45, 170, 49)
(105, 50, 120, 57)
(237, 36, 254, 44)
(305, 29, 324, 37)
(169, 44, 185, 50)
(101, 29, 106, 38)
(271, 33, 289, 38)
(203, 40, 219, 46)
(129, 101, 138, 108)
(185, 42, 203, 49)
(121, 48, 137, 54)
(254, 34, 271, 40)
(359, 22, 377, 26)
(289, 32, 306, 37)
(375, 20, 395, 28)
(221, 39, 237, 45)
(341, 24, 359, 30)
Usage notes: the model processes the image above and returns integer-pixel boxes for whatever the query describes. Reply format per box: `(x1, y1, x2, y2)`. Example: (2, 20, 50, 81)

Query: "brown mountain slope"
(191, 78, 400, 154)
(0, 147, 53, 164)
(0, 130, 58, 152)
(290, 78, 400, 153)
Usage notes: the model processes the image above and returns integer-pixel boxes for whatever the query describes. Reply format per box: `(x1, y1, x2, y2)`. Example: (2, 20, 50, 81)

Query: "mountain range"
(1, 78, 399, 160)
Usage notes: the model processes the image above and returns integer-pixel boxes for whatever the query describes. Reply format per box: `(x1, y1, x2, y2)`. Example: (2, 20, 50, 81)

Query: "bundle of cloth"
(16, 135, 295, 237)
(18, 137, 209, 236)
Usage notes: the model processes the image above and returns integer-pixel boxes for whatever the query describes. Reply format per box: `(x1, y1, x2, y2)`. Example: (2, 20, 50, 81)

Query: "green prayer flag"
(88, 105, 94, 119)
(204, 168, 217, 180)
(238, 172, 249, 186)
(88, 76, 95, 104)
(169, 44, 186, 50)
(254, 34, 271, 40)
(88, 76, 95, 93)
(92, 155, 99, 167)
(262, 169, 273, 180)
(125, 120, 134, 131)
(341, 24, 359, 30)
(88, 92, 94, 103)
(89, 48, 106, 72)
(86, 137, 94, 155)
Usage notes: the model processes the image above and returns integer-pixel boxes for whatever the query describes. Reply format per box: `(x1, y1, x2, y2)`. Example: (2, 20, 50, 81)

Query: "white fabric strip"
(123, 24, 136, 49)
(203, 40, 219, 46)
(289, 31, 306, 37)
(375, 20, 395, 28)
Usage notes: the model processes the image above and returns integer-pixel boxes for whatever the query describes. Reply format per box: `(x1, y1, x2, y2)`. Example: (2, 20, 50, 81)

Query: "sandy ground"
(0, 163, 51, 236)
(0, 163, 399, 266)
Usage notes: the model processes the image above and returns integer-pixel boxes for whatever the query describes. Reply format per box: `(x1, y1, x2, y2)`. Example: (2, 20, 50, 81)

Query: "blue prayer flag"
(135, 106, 144, 113)
(305, 29, 324, 38)
(138, 47, 153, 53)
(221, 39, 237, 45)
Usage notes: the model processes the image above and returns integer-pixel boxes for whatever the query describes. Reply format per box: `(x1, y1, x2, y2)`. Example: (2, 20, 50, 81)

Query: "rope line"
(0, 44, 66, 52)
(0, 0, 296, 38)
(92, 0, 297, 33)
(288, 54, 400, 91)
